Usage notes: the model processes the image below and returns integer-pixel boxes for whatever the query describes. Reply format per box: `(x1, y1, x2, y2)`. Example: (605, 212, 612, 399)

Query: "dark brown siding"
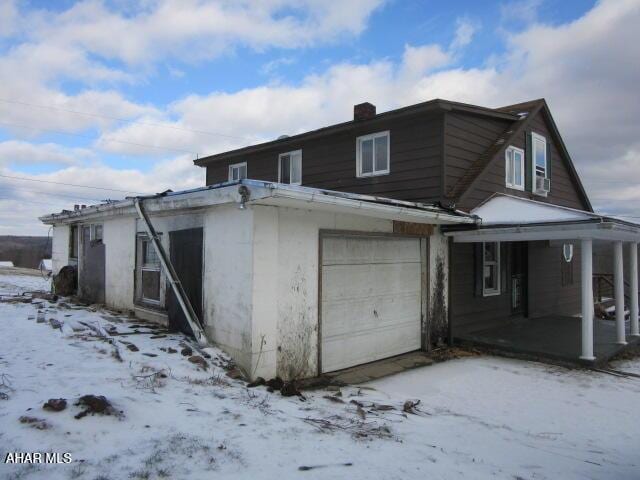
(206, 112, 445, 203)
(450, 242, 512, 334)
(527, 241, 582, 318)
(451, 241, 582, 335)
(444, 112, 511, 192)
(458, 110, 589, 211)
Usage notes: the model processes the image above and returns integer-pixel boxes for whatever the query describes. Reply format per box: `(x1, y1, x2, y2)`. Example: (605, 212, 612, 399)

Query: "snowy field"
(0, 272, 639, 480)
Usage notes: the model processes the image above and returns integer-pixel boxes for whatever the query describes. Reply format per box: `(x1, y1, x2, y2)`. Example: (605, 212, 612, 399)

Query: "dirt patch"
(428, 346, 483, 363)
(74, 394, 122, 419)
(188, 355, 208, 370)
(19, 415, 51, 430)
(43, 398, 67, 412)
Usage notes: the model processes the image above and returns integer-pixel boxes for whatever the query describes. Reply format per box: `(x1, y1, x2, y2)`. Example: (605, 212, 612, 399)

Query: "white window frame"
(531, 132, 548, 195)
(136, 235, 162, 306)
(505, 146, 525, 191)
(228, 162, 247, 182)
(356, 130, 390, 178)
(278, 149, 302, 185)
(482, 241, 501, 297)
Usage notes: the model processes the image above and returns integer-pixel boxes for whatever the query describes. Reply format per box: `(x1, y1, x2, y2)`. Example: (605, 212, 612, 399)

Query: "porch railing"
(593, 273, 637, 303)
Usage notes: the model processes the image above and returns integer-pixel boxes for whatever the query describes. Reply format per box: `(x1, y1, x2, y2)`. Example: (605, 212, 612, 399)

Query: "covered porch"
(446, 195, 640, 365)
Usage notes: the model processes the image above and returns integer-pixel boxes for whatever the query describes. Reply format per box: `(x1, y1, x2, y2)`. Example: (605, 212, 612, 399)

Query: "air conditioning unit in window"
(535, 175, 551, 194)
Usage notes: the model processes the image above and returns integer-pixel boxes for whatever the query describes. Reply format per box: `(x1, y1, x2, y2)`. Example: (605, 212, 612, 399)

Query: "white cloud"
(0, 141, 93, 167)
(2, 0, 640, 234)
(450, 17, 479, 50)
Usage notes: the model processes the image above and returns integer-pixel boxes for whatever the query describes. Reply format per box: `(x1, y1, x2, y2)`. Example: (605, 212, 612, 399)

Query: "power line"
(0, 173, 145, 194)
(0, 97, 252, 142)
(0, 119, 200, 156)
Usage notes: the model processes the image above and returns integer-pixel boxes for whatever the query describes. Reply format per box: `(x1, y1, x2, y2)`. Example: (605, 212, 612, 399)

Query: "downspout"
(134, 198, 208, 346)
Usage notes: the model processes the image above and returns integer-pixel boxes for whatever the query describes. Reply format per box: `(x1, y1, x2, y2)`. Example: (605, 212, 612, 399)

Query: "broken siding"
(460, 111, 588, 211)
(206, 112, 445, 203)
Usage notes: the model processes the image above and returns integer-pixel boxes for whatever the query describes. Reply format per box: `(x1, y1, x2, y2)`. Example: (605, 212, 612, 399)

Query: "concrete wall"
(428, 229, 449, 345)
(51, 224, 70, 275)
(103, 216, 136, 311)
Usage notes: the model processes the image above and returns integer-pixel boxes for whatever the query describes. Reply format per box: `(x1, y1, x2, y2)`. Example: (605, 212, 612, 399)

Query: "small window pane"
(484, 265, 497, 291)
(93, 224, 103, 242)
(484, 243, 497, 262)
(506, 149, 513, 185)
(361, 139, 373, 174)
(143, 241, 159, 266)
(374, 135, 388, 171)
(280, 155, 291, 183)
(238, 165, 247, 179)
(513, 151, 523, 185)
(291, 152, 301, 184)
(535, 138, 546, 169)
(141, 270, 160, 301)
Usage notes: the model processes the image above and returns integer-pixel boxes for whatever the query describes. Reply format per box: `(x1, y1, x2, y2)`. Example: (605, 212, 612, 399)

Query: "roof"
(193, 99, 519, 166)
(444, 194, 640, 243)
(447, 99, 593, 212)
(40, 180, 475, 226)
(0, 261, 14, 267)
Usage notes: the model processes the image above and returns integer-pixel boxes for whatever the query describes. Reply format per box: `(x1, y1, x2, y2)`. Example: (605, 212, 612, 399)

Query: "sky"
(0, 0, 639, 235)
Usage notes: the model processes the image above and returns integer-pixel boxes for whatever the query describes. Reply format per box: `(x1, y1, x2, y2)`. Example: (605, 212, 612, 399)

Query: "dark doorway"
(510, 242, 528, 317)
(167, 228, 204, 337)
(80, 226, 105, 304)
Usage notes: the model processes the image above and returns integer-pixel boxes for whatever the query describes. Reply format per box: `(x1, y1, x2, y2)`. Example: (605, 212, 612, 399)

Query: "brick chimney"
(353, 102, 376, 121)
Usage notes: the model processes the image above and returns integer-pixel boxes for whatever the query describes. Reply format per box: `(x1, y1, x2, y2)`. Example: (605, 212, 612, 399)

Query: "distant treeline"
(0, 236, 52, 269)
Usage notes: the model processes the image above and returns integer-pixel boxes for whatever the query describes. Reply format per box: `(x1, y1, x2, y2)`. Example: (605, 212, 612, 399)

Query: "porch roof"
(444, 194, 640, 243)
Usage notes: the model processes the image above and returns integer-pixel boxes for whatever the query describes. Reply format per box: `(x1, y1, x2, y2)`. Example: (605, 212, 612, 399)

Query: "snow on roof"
(472, 194, 598, 226)
(0, 261, 14, 268)
(41, 259, 52, 270)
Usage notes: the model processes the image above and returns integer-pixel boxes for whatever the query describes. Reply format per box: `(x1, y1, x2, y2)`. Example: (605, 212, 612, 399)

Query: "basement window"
(483, 242, 501, 296)
(136, 235, 161, 306)
(278, 150, 302, 185)
(505, 146, 525, 190)
(356, 131, 390, 177)
(69, 225, 79, 259)
(228, 162, 247, 182)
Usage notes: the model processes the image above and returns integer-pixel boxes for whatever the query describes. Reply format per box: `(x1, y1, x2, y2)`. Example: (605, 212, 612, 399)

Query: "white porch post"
(580, 239, 595, 360)
(613, 241, 627, 345)
(630, 242, 639, 337)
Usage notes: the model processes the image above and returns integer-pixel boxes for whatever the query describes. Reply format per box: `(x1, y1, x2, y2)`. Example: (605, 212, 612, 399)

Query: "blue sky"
(0, 0, 638, 234)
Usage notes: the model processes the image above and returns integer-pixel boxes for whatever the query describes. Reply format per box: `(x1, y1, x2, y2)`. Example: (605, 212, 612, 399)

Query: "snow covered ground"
(0, 272, 639, 480)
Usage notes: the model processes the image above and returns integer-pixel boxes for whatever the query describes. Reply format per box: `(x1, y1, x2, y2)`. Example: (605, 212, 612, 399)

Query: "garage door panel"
(322, 262, 421, 301)
(321, 320, 420, 373)
(322, 235, 420, 266)
(320, 235, 423, 373)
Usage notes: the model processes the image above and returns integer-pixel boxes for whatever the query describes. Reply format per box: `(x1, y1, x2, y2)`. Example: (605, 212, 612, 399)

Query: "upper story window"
(278, 150, 302, 185)
(356, 131, 390, 177)
(531, 132, 550, 195)
(505, 146, 525, 190)
(483, 242, 501, 296)
(228, 162, 247, 182)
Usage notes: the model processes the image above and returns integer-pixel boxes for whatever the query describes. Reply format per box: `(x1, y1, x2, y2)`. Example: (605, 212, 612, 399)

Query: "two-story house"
(42, 98, 640, 380)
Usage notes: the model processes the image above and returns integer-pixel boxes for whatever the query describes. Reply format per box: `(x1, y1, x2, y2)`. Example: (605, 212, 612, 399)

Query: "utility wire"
(0, 98, 252, 142)
(0, 119, 200, 156)
(0, 173, 145, 194)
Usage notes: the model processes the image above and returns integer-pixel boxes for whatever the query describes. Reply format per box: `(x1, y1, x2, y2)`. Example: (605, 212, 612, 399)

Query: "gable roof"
(193, 99, 518, 166)
(447, 99, 593, 212)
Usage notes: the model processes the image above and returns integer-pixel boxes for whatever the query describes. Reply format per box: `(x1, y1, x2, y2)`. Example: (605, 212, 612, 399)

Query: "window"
(228, 162, 247, 182)
(69, 225, 79, 259)
(278, 150, 302, 185)
(91, 224, 103, 243)
(483, 242, 501, 296)
(356, 131, 390, 177)
(531, 132, 549, 195)
(505, 146, 525, 190)
(137, 236, 161, 305)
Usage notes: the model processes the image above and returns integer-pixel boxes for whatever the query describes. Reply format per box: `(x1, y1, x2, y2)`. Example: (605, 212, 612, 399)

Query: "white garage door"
(320, 234, 423, 373)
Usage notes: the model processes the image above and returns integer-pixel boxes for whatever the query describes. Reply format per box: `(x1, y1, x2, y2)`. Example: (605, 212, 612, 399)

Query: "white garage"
(320, 233, 425, 373)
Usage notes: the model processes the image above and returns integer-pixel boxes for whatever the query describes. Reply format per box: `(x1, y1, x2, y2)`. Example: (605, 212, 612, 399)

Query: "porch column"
(630, 242, 639, 337)
(613, 241, 627, 345)
(580, 239, 595, 360)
